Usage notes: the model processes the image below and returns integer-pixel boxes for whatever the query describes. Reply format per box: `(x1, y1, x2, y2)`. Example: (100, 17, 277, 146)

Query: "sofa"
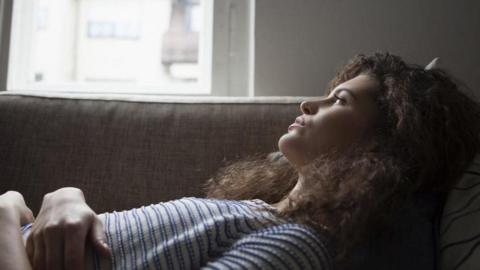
(0, 92, 470, 269)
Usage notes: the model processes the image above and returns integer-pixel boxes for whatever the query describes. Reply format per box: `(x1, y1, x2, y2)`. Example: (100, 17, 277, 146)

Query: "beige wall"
(254, 0, 480, 98)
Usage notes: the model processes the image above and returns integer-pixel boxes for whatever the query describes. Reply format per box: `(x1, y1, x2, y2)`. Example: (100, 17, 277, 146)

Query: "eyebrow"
(332, 88, 357, 101)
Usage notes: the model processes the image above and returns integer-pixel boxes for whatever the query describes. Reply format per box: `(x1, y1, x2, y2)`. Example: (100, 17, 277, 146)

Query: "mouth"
(288, 123, 303, 132)
(288, 116, 305, 131)
(294, 116, 305, 126)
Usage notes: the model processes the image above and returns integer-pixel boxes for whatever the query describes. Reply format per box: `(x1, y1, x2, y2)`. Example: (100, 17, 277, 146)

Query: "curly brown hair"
(203, 52, 480, 268)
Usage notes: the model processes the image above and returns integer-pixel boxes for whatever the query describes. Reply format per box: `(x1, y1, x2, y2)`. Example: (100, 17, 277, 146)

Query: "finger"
(26, 233, 35, 266)
(90, 217, 112, 258)
(64, 221, 87, 270)
(33, 231, 46, 270)
(44, 225, 64, 270)
(27, 209, 35, 222)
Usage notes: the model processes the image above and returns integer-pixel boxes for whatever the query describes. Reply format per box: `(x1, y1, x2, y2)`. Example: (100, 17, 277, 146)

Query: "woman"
(1, 52, 479, 270)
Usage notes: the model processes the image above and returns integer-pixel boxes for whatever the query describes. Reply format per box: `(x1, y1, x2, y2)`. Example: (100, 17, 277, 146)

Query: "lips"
(294, 116, 305, 126)
(288, 116, 305, 131)
(288, 123, 303, 131)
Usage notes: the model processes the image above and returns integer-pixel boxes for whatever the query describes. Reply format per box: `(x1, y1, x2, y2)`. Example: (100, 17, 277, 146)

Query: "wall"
(254, 0, 480, 98)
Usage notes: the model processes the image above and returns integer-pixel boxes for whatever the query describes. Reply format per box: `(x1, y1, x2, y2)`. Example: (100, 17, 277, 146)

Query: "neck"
(271, 173, 306, 212)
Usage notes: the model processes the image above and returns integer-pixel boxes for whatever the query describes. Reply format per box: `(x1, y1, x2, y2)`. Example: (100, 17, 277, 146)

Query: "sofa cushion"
(439, 153, 480, 270)
(348, 191, 445, 270)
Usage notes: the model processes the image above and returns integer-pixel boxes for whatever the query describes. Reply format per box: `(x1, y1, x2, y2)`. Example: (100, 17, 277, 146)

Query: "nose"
(300, 96, 330, 114)
(300, 100, 318, 115)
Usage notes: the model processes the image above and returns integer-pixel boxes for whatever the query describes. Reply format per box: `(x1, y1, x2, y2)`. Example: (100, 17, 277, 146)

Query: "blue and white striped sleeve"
(201, 223, 335, 270)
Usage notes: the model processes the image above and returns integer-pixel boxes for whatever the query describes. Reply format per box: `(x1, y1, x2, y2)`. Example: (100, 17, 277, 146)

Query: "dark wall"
(255, 0, 480, 99)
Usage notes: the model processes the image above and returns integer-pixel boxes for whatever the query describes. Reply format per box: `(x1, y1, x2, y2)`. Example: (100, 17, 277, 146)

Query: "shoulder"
(231, 223, 335, 269)
(242, 223, 333, 254)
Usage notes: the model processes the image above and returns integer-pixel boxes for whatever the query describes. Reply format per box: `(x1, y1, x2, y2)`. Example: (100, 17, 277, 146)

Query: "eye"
(333, 93, 347, 105)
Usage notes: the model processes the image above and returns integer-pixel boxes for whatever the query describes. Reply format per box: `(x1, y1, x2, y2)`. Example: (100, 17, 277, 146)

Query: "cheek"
(307, 110, 366, 149)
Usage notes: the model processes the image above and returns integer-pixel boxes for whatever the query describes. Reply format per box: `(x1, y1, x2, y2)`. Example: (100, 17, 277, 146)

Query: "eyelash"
(333, 93, 346, 105)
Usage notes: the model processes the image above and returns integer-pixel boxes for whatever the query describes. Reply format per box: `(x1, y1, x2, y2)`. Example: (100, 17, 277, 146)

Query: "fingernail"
(102, 241, 110, 249)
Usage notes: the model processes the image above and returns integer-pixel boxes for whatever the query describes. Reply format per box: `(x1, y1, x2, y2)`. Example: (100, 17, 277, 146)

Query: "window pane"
(10, 0, 212, 93)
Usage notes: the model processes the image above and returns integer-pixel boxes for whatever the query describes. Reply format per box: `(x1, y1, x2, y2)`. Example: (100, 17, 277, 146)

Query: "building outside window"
(7, 0, 220, 95)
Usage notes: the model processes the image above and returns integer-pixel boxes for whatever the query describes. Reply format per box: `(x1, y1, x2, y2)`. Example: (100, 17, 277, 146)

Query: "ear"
(425, 57, 440, 70)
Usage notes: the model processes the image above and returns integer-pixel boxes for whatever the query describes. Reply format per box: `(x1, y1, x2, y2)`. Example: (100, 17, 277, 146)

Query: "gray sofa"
(0, 92, 445, 269)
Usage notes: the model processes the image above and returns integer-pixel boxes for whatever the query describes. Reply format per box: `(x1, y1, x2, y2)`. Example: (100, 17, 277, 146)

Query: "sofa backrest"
(0, 93, 303, 213)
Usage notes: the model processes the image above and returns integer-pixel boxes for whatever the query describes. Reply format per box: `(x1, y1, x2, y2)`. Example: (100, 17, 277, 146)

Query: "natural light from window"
(8, 0, 213, 94)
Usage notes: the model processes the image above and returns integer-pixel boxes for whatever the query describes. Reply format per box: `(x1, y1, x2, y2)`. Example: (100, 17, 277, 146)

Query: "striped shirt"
(21, 197, 335, 269)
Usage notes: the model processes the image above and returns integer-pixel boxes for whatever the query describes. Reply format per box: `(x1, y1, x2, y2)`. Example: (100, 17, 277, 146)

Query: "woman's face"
(278, 74, 380, 169)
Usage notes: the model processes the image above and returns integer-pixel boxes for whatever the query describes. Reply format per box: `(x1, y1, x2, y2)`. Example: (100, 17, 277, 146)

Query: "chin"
(278, 129, 302, 148)
(278, 134, 304, 168)
(277, 132, 291, 154)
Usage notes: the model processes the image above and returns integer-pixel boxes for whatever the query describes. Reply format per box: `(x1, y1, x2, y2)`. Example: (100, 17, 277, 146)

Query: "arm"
(0, 191, 35, 270)
(201, 224, 335, 270)
(26, 187, 111, 270)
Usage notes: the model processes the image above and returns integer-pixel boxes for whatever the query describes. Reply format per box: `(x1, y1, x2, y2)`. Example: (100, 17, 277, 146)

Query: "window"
(6, 0, 255, 96)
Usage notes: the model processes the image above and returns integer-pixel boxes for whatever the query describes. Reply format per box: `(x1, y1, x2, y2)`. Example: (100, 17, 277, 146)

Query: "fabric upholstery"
(0, 94, 301, 213)
(349, 191, 446, 270)
(439, 154, 480, 270)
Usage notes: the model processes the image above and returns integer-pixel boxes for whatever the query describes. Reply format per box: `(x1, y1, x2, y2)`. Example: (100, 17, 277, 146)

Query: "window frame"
(0, 0, 255, 96)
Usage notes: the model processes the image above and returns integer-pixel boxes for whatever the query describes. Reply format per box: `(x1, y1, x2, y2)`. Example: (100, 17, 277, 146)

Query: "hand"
(0, 191, 34, 226)
(26, 187, 111, 270)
